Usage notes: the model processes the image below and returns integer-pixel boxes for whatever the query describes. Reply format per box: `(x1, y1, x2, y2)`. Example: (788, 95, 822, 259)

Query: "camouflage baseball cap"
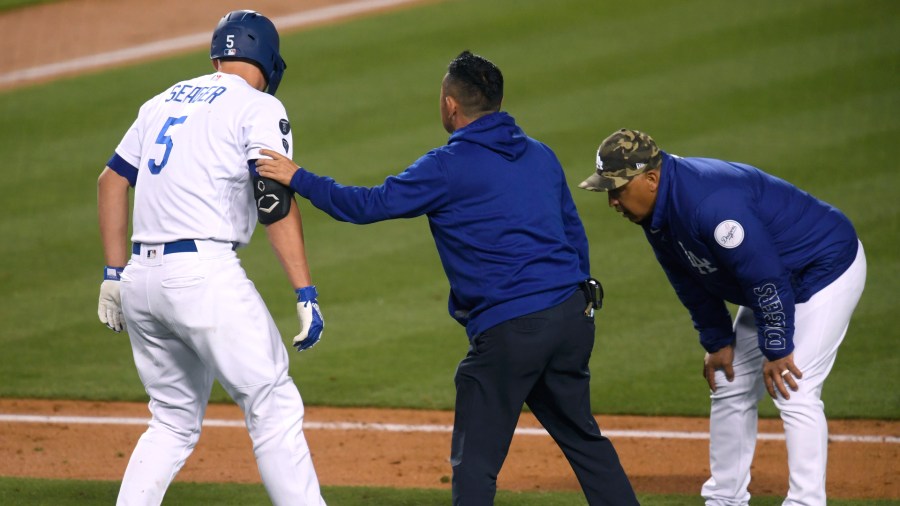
(579, 128, 662, 192)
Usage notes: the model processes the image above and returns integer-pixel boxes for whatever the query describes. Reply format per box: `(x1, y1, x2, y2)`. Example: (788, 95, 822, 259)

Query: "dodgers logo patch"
(714, 220, 744, 249)
(279, 119, 291, 135)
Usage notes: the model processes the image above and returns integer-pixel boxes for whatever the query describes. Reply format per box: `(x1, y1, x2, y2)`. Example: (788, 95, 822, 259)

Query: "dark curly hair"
(445, 50, 503, 116)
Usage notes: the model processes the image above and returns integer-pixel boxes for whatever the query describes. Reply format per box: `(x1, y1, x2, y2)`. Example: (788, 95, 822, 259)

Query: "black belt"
(132, 239, 198, 255)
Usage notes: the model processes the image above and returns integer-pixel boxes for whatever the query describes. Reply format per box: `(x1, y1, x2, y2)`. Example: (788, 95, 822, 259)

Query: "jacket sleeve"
(289, 152, 449, 224)
(696, 190, 796, 360)
(647, 230, 736, 352)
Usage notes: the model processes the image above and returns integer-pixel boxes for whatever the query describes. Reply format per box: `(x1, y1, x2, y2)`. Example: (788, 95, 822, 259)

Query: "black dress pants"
(450, 290, 637, 506)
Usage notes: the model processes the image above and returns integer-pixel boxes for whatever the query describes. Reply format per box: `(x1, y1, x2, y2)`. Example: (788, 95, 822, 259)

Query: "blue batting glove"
(294, 286, 324, 351)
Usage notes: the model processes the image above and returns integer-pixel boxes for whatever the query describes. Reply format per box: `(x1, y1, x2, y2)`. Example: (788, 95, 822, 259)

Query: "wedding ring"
(781, 370, 790, 377)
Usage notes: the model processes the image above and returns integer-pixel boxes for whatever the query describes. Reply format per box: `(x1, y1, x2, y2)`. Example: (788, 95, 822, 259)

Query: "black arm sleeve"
(253, 175, 293, 225)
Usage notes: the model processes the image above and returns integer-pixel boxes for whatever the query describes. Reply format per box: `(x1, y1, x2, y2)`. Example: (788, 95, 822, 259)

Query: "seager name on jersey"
(165, 84, 227, 104)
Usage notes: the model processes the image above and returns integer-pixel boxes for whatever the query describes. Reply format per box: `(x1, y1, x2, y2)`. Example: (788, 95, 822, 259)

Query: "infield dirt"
(1, 399, 898, 499)
(1, 0, 898, 501)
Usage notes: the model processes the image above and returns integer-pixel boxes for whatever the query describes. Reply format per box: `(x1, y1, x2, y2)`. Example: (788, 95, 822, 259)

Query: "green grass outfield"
(1, 478, 897, 506)
(0, 0, 54, 12)
(0, 0, 898, 503)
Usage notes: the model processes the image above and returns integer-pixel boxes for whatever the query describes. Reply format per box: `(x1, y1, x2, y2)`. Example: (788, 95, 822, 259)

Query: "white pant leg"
(117, 259, 214, 506)
(232, 371, 323, 506)
(776, 243, 866, 506)
(159, 250, 325, 506)
(118, 244, 325, 506)
(702, 306, 766, 506)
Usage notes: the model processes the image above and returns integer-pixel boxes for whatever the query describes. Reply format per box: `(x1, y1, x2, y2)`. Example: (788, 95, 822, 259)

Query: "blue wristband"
(103, 266, 124, 281)
(295, 285, 318, 302)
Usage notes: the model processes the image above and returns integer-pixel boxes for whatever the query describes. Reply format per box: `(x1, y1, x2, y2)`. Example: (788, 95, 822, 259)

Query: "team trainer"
(579, 128, 866, 506)
(257, 51, 638, 506)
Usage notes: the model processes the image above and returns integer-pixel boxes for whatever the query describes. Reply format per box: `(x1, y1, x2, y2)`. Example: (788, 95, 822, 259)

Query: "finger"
(786, 375, 799, 392)
(705, 366, 717, 392)
(294, 333, 318, 351)
(765, 376, 777, 398)
(789, 364, 804, 379)
(99, 304, 109, 324)
(775, 375, 791, 399)
(255, 162, 276, 173)
(259, 148, 285, 160)
(256, 165, 278, 178)
(299, 335, 319, 351)
(294, 321, 310, 344)
(724, 363, 735, 383)
(110, 309, 122, 332)
(782, 371, 800, 392)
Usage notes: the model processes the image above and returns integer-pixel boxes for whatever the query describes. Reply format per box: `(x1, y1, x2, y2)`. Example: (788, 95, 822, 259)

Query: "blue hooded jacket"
(289, 112, 590, 338)
(645, 152, 859, 360)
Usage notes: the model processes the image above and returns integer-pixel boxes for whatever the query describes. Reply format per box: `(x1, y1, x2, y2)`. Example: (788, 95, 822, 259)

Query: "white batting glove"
(98, 266, 126, 333)
(294, 286, 324, 351)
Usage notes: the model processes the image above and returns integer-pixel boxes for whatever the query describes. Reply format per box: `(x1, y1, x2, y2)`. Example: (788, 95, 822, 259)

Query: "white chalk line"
(0, 0, 426, 87)
(1, 414, 897, 444)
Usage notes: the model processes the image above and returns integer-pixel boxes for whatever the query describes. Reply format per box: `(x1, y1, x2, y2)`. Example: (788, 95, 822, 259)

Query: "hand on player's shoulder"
(259, 148, 288, 161)
(257, 149, 299, 186)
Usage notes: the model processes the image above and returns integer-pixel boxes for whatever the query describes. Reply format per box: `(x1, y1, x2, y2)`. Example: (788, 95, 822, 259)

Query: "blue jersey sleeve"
(648, 234, 735, 352)
(107, 153, 138, 187)
(289, 152, 450, 224)
(697, 190, 796, 360)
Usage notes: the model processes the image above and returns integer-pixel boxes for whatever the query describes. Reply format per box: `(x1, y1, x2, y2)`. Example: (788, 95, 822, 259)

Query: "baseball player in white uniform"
(96, 10, 326, 505)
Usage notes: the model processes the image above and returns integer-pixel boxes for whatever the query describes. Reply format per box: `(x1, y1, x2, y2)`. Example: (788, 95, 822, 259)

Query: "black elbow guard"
(253, 176, 293, 225)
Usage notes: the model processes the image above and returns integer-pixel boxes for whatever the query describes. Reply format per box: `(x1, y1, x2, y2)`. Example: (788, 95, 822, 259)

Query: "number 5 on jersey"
(149, 116, 187, 174)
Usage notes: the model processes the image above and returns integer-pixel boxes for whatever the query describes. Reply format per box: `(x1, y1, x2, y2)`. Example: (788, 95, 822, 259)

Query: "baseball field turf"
(0, 0, 897, 504)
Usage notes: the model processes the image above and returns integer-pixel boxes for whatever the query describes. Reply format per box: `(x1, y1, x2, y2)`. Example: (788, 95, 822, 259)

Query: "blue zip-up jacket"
(289, 112, 590, 339)
(645, 152, 858, 360)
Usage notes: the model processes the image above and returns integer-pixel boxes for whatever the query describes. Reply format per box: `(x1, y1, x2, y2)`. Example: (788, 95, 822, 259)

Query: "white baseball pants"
(117, 240, 325, 506)
(702, 241, 866, 506)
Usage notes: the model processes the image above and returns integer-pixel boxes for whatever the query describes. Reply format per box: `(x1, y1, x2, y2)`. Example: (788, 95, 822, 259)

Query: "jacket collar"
(647, 151, 674, 233)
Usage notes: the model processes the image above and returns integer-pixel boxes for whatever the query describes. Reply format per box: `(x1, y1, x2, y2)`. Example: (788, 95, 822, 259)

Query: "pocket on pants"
(161, 275, 205, 288)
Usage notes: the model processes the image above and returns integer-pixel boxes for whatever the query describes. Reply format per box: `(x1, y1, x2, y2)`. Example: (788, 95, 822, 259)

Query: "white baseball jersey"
(113, 72, 293, 247)
(111, 72, 326, 505)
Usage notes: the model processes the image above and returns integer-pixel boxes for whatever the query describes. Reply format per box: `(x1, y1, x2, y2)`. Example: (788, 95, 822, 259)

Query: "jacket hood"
(448, 111, 527, 161)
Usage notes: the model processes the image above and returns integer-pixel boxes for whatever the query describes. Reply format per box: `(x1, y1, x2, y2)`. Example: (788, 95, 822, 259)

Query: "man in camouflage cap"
(579, 128, 662, 193)
(579, 128, 866, 505)
(579, 128, 663, 224)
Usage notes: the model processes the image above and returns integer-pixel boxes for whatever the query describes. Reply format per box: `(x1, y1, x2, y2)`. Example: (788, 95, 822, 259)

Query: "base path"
(0, 399, 897, 500)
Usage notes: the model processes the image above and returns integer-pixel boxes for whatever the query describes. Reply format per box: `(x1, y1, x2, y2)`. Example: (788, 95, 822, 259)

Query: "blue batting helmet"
(210, 10, 287, 95)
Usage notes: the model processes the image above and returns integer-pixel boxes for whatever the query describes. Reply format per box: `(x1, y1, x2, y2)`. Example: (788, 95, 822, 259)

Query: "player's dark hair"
(445, 50, 503, 116)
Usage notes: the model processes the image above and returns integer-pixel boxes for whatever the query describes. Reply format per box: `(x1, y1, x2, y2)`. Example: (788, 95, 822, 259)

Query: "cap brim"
(578, 172, 606, 192)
